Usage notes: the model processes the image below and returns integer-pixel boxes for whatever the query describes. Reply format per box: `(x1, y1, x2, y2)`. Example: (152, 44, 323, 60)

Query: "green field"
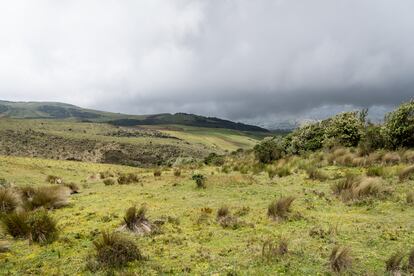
(1, 152, 413, 275)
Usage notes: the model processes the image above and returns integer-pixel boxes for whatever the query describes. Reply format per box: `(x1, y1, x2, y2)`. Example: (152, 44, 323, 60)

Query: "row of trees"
(254, 100, 414, 163)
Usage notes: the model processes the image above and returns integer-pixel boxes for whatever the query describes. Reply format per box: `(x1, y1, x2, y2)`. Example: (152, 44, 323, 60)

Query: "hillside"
(0, 100, 268, 132)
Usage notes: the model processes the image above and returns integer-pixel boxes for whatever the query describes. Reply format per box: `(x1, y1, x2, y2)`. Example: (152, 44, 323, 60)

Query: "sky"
(0, 0, 413, 128)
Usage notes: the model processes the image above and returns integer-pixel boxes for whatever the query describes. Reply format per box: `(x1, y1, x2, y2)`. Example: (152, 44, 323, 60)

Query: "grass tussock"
(20, 186, 70, 210)
(262, 238, 289, 262)
(366, 166, 385, 177)
(117, 173, 139, 184)
(103, 178, 115, 186)
(192, 174, 206, 189)
(1, 211, 29, 238)
(121, 205, 154, 235)
(173, 169, 181, 177)
(385, 252, 403, 272)
(92, 231, 143, 268)
(267, 197, 295, 220)
(329, 246, 352, 273)
(64, 182, 79, 194)
(382, 152, 401, 165)
(402, 150, 414, 164)
(398, 165, 414, 181)
(0, 188, 19, 213)
(407, 192, 414, 205)
(216, 206, 241, 229)
(306, 167, 328, 181)
(408, 248, 414, 271)
(153, 169, 162, 177)
(46, 175, 62, 184)
(332, 176, 390, 202)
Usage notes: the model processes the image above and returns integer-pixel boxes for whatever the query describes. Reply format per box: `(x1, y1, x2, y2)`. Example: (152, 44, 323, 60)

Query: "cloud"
(0, 0, 413, 123)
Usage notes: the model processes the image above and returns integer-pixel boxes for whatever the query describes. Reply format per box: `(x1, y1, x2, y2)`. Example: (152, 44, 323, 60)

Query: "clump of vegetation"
(267, 197, 295, 221)
(0, 188, 18, 213)
(153, 169, 162, 177)
(20, 186, 70, 210)
(332, 176, 390, 202)
(366, 166, 385, 177)
(26, 209, 59, 244)
(262, 238, 289, 262)
(407, 192, 414, 205)
(385, 252, 403, 273)
(46, 175, 62, 184)
(324, 111, 364, 147)
(204, 153, 225, 166)
(99, 171, 114, 179)
(254, 137, 285, 164)
(192, 174, 206, 189)
(384, 100, 414, 148)
(306, 166, 328, 181)
(64, 182, 79, 194)
(0, 178, 10, 188)
(103, 178, 115, 186)
(408, 248, 414, 271)
(329, 246, 352, 273)
(121, 206, 153, 235)
(216, 206, 241, 229)
(92, 231, 143, 268)
(173, 169, 181, 177)
(117, 173, 139, 184)
(399, 165, 414, 181)
(1, 211, 29, 238)
(382, 152, 401, 165)
(358, 124, 386, 155)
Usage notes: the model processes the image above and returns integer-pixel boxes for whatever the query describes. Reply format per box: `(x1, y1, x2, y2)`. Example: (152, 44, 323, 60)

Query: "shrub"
(324, 111, 364, 147)
(262, 238, 289, 261)
(117, 173, 139, 184)
(93, 231, 143, 268)
(192, 174, 206, 189)
(358, 124, 386, 155)
(267, 197, 295, 220)
(204, 153, 225, 166)
(399, 165, 414, 181)
(21, 186, 69, 210)
(173, 169, 181, 177)
(288, 122, 325, 153)
(254, 138, 285, 164)
(329, 246, 352, 273)
(1, 211, 29, 238)
(103, 178, 115, 186)
(153, 170, 162, 177)
(385, 252, 403, 272)
(26, 209, 58, 244)
(384, 100, 414, 148)
(0, 189, 18, 213)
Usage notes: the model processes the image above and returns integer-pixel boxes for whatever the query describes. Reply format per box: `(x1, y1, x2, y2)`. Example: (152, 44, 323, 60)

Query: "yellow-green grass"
(0, 155, 413, 275)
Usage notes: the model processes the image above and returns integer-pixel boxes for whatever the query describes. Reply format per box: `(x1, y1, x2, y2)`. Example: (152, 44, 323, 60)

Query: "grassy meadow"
(1, 149, 414, 275)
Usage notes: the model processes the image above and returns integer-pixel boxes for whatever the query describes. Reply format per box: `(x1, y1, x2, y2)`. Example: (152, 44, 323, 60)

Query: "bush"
(1, 211, 29, 238)
(384, 100, 414, 148)
(254, 138, 285, 164)
(103, 178, 115, 186)
(192, 174, 206, 189)
(93, 231, 143, 268)
(358, 124, 386, 155)
(329, 246, 352, 273)
(267, 197, 295, 220)
(117, 173, 139, 184)
(26, 209, 59, 244)
(204, 153, 225, 166)
(0, 189, 18, 213)
(324, 111, 363, 147)
(288, 122, 325, 153)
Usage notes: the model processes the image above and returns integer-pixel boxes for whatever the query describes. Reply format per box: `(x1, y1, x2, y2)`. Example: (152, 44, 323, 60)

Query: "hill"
(0, 100, 268, 132)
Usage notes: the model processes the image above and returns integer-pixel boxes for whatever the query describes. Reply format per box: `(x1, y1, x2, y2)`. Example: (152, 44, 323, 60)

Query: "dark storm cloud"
(0, 0, 413, 123)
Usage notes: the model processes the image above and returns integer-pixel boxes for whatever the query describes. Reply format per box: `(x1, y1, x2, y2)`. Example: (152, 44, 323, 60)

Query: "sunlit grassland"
(1, 155, 413, 275)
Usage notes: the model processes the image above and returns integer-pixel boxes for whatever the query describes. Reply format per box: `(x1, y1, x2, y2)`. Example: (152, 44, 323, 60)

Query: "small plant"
(385, 252, 403, 273)
(407, 192, 414, 205)
(217, 206, 230, 219)
(21, 186, 69, 210)
(1, 211, 29, 238)
(366, 166, 385, 177)
(276, 166, 291, 177)
(306, 166, 328, 181)
(103, 178, 115, 186)
(262, 238, 289, 262)
(64, 182, 79, 194)
(153, 170, 162, 177)
(192, 174, 206, 189)
(0, 189, 18, 213)
(26, 209, 59, 244)
(399, 165, 414, 181)
(329, 246, 352, 273)
(173, 169, 181, 177)
(92, 231, 143, 268)
(267, 197, 295, 220)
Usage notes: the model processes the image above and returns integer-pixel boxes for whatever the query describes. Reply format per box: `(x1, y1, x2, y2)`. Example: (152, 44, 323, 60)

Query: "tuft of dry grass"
(20, 186, 70, 210)
(332, 176, 390, 202)
(0, 188, 19, 213)
(217, 206, 230, 219)
(267, 197, 295, 220)
(117, 173, 139, 184)
(192, 174, 206, 189)
(46, 175, 62, 184)
(407, 192, 414, 205)
(398, 165, 414, 181)
(329, 246, 352, 273)
(26, 209, 59, 244)
(262, 238, 289, 262)
(64, 182, 79, 194)
(385, 252, 403, 272)
(402, 150, 414, 164)
(382, 152, 401, 165)
(306, 167, 328, 181)
(1, 211, 29, 238)
(92, 231, 143, 268)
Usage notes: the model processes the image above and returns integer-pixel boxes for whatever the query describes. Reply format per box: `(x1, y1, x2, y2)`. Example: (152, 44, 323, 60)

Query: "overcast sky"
(0, 0, 413, 126)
